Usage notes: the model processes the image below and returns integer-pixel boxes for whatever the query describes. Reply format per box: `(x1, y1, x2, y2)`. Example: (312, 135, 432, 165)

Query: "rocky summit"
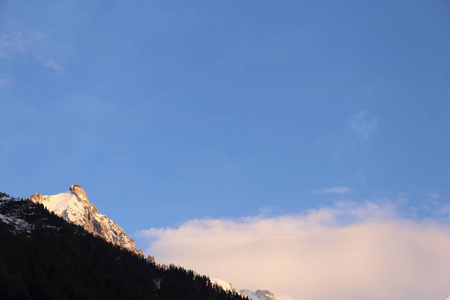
(29, 184, 143, 256)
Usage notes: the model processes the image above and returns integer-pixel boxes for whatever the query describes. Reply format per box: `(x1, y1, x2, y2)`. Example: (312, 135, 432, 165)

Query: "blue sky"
(2, 0, 450, 228)
(2, 0, 450, 230)
(2, 2, 450, 298)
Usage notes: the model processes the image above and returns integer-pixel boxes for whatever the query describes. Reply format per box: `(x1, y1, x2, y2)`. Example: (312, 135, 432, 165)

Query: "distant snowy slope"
(211, 279, 277, 300)
(240, 289, 277, 300)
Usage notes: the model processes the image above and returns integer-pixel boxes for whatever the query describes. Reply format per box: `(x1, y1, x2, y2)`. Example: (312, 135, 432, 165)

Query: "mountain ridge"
(26, 185, 278, 300)
(0, 194, 246, 300)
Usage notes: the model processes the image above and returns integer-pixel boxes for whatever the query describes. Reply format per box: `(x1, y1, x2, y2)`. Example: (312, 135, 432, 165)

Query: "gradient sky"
(1, 1, 450, 298)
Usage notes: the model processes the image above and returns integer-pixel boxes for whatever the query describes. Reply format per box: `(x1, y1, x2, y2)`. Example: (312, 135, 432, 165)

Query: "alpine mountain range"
(16, 184, 277, 300)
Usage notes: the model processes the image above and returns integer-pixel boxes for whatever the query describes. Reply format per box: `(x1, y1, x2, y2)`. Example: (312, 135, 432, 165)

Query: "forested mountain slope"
(0, 192, 247, 300)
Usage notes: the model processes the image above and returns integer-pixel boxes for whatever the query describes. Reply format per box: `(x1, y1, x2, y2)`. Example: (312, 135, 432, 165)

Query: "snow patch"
(0, 212, 34, 234)
(153, 278, 161, 290)
(41, 191, 85, 223)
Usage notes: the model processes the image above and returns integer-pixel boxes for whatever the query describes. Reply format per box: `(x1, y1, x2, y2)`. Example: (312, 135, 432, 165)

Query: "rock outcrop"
(29, 193, 43, 203)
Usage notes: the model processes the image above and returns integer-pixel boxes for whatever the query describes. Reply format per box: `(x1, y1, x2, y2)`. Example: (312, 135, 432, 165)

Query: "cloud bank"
(139, 201, 450, 300)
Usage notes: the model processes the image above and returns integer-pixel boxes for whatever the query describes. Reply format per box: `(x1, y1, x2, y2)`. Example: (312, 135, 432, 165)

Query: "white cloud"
(138, 202, 450, 300)
(313, 186, 351, 195)
(350, 111, 378, 140)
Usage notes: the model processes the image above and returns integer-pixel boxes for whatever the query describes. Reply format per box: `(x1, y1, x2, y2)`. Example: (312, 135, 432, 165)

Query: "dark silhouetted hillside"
(0, 193, 246, 300)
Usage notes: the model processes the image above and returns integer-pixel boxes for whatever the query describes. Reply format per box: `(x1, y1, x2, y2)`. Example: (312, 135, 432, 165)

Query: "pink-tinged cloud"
(139, 202, 450, 300)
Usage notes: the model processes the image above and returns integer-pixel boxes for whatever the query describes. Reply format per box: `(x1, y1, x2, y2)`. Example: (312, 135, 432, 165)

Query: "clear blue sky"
(1, 1, 450, 235)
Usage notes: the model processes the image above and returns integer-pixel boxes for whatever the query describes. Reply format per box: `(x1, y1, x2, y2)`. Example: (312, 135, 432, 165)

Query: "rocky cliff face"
(29, 184, 143, 257)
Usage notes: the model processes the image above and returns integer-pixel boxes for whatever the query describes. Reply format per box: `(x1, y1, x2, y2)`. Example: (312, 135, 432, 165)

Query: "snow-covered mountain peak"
(29, 185, 143, 257)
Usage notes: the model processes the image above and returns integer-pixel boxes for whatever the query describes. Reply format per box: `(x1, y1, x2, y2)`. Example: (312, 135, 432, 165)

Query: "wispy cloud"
(350, 111, 378, 140)
(37, 56, 65, 75)
(0, 25, 64, 75)
(429, 192, 442, 200)
(0, 27, 45, 58)
(138, 201, 450, 300)
(313, 186, 352, 195)
(0, 32, 26, 58)
(332, 111, 379, 165)
(0, 75, 8, 90)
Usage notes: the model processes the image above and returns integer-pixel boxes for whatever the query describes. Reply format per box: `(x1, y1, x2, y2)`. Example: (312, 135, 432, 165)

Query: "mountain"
(29, 184, 143, 256)
(211, 279, 277, 300)
(0, 192, 247, 300)
(21, 185, 277, 299)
